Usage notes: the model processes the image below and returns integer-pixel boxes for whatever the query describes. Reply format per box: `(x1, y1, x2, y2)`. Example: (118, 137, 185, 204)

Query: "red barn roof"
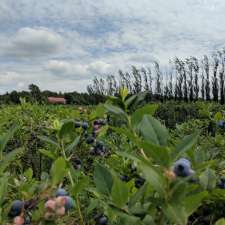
(48, 97, 66, 104)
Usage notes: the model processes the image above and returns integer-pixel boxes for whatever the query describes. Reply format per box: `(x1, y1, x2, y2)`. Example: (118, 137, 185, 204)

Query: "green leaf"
(94, 163, 113, 195)
(111, 176, 129, 208)
(104, 104, 127, 117)
(142, 215, 155, 225)
(38, 136, 60, 148)
(90, 104, 106, 120)
(24, 168, 33, 181)
(112, 127, 138, 142)
(116, 151, 142, 164)
(162, 203, 187, 225)
(39, 149, 56, 160)
(59, 120, 75, 139)
(215, 218, 225, 225)
(0, 176, 8, 205)
(53, 119, 61, 130)
(170, 181, 187, 204)
(138, 141, 171, 168)
(136, 115, 169, 146)
(109, 207, 141, 225)
(65, 136, 80, 153)
(131, 91, 148, 109)
(124, 95, 137, 108)
(128, 183, 148, 207)
(51, 157, 67, 186)
(72, 176, 89, 197)
(0, 124, 18, 153)
(214, 112, 223, 121)
(174, 132, 198, 158)
(199, 168, 217, 190)
(0, 148, 23, 174)
(184, 191, 208, 215)
(86, 199, 99, 214)
(140, 163, 166, 196)
(131, 104, 158, 128)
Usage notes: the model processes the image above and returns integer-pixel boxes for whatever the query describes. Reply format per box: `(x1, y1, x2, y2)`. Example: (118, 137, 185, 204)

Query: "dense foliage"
(0, 90, 225, 224)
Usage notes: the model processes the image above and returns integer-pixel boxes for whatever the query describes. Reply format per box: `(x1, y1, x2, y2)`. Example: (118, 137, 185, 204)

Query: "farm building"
(47, 97, 66, 104)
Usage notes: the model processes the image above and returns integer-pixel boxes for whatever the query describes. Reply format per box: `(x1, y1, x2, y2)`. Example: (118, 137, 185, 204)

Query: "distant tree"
(118, 70, 126, 89)
(186, 58, 194, 101)
(141, 67, 149, 92)
(168, 71, 173, 100)
(147, 67, 153, 97)
(28, 84, 42, 103)
(131, 66, 142, 94)
(212, 53, 219, 102)
(192, 57, 200, 101)
(106, 75, 114, 96)
(203, 55, 211, 101)
(9, 90, 20, 104)
(124, 72, 132, 93)
(154, 62, 162, 100)
(218, 50, 225, 104)
(174, 58, 184, 101)
(200, 64, 205, 100)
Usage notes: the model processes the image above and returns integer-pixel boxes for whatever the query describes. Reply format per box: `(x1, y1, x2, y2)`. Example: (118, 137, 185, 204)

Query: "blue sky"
(0, 0, 225, 93)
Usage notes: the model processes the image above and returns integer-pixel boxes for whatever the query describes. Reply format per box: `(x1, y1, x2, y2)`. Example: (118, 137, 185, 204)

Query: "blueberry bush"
(0, 90, 225, 224)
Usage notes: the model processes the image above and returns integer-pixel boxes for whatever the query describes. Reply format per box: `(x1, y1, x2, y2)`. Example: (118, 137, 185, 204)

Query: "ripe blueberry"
(98, 215, 108, 225)
(9, 200, 24, 217)
(135, 177, 145, 188)
(120, 175, 130, 182)
(55, 188, 68, 197)
(82, 122, 89, 130)
(173, 158, 193, 177)
(64, 196, 75, 211)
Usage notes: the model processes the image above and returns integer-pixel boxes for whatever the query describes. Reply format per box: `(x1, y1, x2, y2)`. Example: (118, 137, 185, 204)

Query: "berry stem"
(68, 170, 85, 225)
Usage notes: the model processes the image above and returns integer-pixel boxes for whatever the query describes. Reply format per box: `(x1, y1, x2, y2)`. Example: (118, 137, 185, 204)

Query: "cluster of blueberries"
(8, 188, 74, 225)
(44, 188, 74, 220)
(75, 119, 109, 156)
(120, 164, 146, 189)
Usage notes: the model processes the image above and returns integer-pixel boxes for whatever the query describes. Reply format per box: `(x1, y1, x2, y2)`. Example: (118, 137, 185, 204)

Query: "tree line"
(0, 84, 106, 105)
(87, 50, 225, 104)
(1, 49, 225, 105)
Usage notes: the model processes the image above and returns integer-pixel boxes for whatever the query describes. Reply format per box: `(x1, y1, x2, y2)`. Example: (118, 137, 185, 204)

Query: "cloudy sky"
(0, 0, 225, 93)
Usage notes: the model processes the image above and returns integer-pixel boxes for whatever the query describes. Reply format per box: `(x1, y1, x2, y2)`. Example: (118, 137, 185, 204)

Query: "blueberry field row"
(0, 89, 225, 225)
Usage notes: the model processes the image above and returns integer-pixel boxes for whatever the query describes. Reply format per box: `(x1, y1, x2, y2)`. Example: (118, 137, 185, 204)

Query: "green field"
(1, 92, 225, 225)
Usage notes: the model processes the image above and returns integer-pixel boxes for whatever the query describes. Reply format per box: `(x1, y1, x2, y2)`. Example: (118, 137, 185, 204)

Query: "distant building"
(47, 97, 66, 104)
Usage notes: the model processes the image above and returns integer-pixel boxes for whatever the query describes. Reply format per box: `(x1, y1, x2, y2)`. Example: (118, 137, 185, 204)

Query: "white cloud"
(1, 27, 64, 58)
(46, 60, 112, 79)
(46, 60, 88, 78)
(88, 61, 112, 74)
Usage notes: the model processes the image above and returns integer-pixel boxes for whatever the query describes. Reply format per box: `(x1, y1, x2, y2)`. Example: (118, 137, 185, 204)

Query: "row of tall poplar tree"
(87, 50, 225, 104)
